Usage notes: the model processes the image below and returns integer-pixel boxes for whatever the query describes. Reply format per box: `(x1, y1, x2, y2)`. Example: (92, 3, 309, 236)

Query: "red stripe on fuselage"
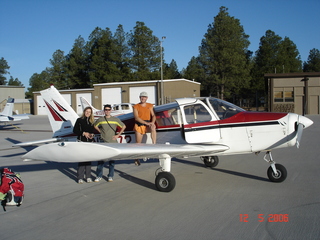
(219, 111, 287, 124)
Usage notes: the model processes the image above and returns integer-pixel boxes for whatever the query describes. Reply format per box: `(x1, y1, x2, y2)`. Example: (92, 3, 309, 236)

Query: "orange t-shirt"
(133, 103, 153, 120)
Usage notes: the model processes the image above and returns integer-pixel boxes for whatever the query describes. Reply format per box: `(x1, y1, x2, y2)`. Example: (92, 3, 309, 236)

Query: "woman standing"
(73, 107, 95, 183)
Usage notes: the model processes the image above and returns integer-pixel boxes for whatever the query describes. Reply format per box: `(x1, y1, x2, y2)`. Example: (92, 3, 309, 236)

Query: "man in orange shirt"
(133, 91, 157, 165)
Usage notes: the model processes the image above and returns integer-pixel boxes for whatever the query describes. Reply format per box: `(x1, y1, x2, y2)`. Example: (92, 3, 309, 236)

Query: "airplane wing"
(21, 142, 229, 162)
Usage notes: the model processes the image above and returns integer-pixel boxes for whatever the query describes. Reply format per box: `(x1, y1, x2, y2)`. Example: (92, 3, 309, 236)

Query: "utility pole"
(160, 36, 166, 105)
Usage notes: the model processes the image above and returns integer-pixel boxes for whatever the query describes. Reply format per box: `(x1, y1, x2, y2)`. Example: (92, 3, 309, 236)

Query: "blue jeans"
(96, 160, 115, 178)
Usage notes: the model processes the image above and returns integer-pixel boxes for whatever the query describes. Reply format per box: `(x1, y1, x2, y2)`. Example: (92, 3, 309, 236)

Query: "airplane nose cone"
(299, 115, 313, 128)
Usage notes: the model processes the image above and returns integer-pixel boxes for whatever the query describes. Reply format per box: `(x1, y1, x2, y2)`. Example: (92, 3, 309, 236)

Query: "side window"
(183, 104, 211, 124)
(156, 107, 180, 126)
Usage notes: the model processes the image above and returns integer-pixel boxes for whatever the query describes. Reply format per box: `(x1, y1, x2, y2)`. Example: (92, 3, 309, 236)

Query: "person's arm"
(150, 107, 156, 124)
(94, 125, 101, 133)
(114, 124, 126, 139)
(73, 118, 81, 135)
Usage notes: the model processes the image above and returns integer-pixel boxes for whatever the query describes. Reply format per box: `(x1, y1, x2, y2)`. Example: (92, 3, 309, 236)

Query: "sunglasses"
(104, 109, 112, 111)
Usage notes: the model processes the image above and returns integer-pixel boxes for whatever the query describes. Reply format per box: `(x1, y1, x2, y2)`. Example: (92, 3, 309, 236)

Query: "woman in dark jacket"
(73, 107, 95, 183)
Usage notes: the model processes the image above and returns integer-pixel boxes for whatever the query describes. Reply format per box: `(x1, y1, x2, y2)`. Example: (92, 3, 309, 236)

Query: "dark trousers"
(77, 162, 92, 180)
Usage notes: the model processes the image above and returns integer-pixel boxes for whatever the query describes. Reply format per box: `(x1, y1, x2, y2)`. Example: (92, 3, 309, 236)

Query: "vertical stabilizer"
(1, 98, 14, 116)
(40, 86, 79, 138)
(80, 96, 104, 118)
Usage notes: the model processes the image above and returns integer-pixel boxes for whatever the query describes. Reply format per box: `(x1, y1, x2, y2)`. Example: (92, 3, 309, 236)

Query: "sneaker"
(94, 177, 102, 182)
(134, 159, 141, 166)
(87, 178, 92, 183)
(108, 177, 113, 182)
(78, 179, 84, 184)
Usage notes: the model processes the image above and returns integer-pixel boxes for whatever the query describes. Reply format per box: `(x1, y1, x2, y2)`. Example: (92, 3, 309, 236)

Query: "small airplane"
(18, 85, 313, 192)
(0, 98, 29, 123)
(80, 96, 134, 118)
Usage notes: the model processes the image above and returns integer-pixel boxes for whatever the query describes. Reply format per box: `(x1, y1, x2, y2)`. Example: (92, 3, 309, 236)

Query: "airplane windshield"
(208, 98, 244, 120)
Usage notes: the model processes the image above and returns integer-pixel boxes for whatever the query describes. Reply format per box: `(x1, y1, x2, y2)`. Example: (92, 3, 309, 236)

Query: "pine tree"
(303, 48, 320, 72)
(164, 59, 181, 79)
(65, 36, 90, 88)
(0, 57, 10, 85)
(128, 21, 161, 80)
(87, 27, 120, 84)
(114, 24, 131, 81)
(199, 6, 251, 99)
(7, 76, 24, 86)
(48, 50, 67, 89)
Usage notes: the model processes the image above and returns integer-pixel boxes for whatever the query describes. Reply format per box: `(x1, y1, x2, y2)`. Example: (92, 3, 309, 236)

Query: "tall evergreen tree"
(48, 50, 67, 89)
(253, 30, 302, 94)
(7, 76, 24, 86)
(0, 57, 10, 85)
(65, 36, 90, 88)
(26, 70, 51, 98)
(303, 48, 320, 72)
(128, 21, 161, 80)
(278, 37, 302, 72)
(183, 56, 205, 82)
(164, 59, 181, 79)
(113, 24, 131, 81)
(87, 27, 120, 84)
(199, 6, 251, 99)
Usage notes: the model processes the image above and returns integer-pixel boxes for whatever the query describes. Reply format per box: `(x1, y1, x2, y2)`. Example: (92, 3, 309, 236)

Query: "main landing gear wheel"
(202, 156, 219, 168)
(155, 172, 176, 192)
(267, 164, 287, 182)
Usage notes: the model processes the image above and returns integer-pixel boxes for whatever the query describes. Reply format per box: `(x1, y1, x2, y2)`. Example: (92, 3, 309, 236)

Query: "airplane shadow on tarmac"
(173, 157, 269, 182)
(4, 159, 158, 190)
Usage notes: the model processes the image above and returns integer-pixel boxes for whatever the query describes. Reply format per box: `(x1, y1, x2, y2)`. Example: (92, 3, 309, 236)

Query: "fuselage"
(117, 97, 313, 155)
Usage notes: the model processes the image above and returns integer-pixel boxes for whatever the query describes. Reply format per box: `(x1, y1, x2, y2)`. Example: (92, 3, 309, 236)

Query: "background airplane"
(0, 98, 29, 123)
(19, 85, 313, 192)
(80, 96, 134, 118)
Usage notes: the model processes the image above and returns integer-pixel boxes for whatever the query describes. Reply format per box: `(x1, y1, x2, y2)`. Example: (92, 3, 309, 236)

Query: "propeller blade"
(296, 115, 313, 148)
(296, 123, 304, 148)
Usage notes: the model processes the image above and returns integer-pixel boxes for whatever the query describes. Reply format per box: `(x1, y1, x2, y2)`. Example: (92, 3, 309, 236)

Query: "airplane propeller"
(296, 115, 313, 148)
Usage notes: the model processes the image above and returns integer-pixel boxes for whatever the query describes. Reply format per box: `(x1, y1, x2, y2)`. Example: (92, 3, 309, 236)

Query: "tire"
(267, 164, 287, 182)
(203, 156, 219, 168)
(155, 172, 176, 192)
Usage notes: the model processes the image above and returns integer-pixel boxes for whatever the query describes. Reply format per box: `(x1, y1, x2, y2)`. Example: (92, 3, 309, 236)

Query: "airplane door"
(178, 100, 220, 143)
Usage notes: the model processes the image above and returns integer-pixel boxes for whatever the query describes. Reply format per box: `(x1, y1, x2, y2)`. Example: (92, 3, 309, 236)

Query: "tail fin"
(40, 85, 79, 138)
(80, 96, 104, 118)
(1, 98, 14, 116)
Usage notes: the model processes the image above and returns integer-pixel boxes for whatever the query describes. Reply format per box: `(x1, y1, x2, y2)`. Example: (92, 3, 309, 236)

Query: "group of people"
(73, 91, 156, 184)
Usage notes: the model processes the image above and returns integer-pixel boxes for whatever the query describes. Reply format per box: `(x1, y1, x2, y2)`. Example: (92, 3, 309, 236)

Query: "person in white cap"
(133, 91, 157, 165)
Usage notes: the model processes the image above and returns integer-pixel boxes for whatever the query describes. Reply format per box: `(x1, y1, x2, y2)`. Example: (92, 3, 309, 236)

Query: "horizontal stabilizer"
(14, 138, 64, 147)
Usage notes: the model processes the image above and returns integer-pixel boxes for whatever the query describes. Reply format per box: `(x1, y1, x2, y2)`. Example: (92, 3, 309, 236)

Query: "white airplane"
(80, 96, 134, 118)
(0, 98, 29, 123)
(19, 85, 313, 192)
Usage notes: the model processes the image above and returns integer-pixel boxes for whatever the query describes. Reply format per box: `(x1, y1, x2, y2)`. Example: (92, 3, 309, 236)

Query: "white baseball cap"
(139, 91, 148, 97)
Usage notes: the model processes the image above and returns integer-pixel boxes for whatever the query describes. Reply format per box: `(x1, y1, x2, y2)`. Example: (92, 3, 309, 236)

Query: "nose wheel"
(201, 156, 219, 168)
(264, 151, 287, 182)
(267, 164, 287, 182)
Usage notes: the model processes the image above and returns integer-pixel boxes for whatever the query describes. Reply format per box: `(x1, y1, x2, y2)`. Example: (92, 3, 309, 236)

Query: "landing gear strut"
(263, 151, 287, 182)
(155, 154, 176, 192)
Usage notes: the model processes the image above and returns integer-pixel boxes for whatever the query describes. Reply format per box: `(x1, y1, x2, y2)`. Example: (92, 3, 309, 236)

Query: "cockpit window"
(183, 104, 212, 124)
(208, 98, 244, 120)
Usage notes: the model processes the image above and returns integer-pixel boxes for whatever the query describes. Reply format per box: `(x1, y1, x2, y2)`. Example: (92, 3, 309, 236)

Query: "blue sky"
(1, 0, 319, 89)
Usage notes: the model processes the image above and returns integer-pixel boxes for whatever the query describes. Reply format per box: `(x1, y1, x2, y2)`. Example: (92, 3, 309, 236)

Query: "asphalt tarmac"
(0, 115, 319, 240)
